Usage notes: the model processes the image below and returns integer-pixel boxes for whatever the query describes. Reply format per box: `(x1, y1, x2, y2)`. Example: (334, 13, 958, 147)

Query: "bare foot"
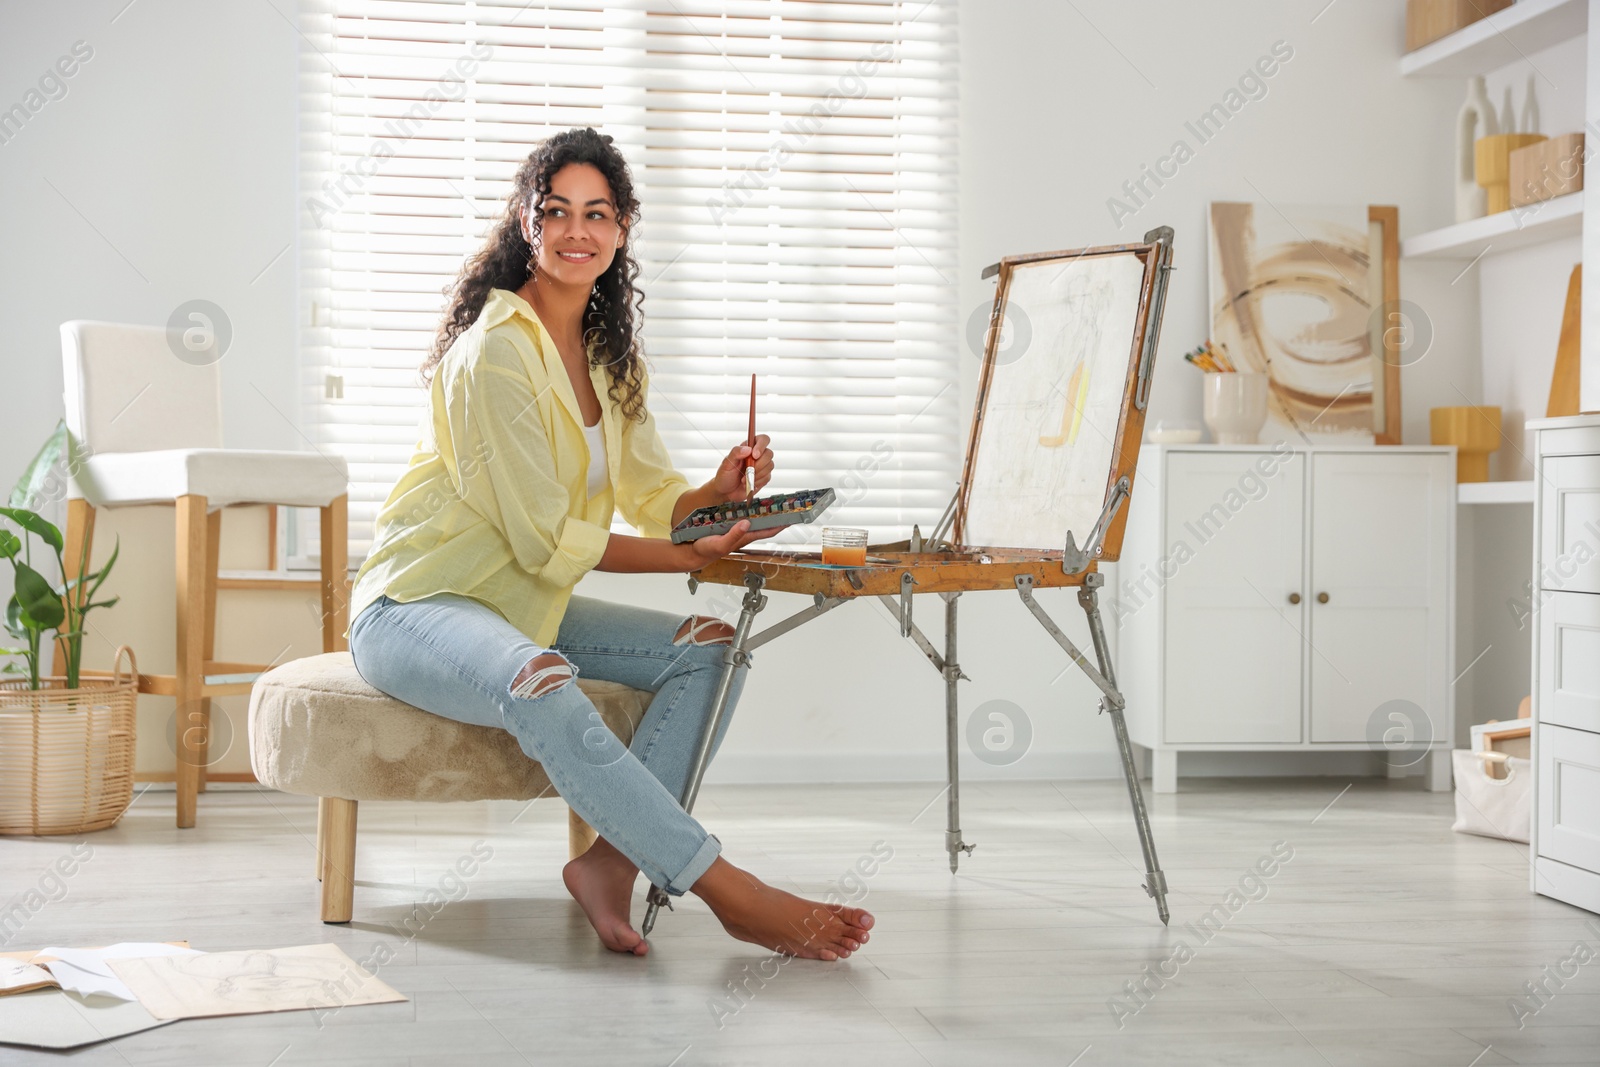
(562, 837, 647, 956)
(692, 858, 874, 961)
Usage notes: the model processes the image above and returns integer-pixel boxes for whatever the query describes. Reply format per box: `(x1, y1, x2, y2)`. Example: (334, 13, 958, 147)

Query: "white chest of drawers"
(1530, 416, 1600, 914)
(1116, 445, 1456, 793)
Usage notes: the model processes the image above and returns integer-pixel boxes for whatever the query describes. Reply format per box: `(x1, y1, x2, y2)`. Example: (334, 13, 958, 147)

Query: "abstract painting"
(1208, 201, 1396, 445)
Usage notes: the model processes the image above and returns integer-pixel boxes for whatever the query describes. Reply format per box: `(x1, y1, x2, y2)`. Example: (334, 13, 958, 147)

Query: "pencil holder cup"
(1202, 373, 1269, 445)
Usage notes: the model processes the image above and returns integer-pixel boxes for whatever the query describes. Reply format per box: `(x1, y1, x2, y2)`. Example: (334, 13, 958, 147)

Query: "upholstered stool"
(248, 652, 651, 923)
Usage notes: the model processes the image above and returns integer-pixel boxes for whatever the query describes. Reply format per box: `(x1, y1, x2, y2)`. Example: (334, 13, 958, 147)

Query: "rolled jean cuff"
(663, 833, 721, 897)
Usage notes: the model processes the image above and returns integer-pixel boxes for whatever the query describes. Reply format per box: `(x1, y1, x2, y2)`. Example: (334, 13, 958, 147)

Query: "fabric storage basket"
(0, 646, 138, 835)
(1451, 748, 1531, 844)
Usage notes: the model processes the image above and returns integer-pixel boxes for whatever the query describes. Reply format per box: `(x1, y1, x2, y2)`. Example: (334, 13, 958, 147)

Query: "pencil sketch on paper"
(962, 251, 1145, 552)
(107, 943, 405, 1021)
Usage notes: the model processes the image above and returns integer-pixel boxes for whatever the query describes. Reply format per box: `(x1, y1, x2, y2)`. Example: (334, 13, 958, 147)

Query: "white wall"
(2, 0, 1518, 787)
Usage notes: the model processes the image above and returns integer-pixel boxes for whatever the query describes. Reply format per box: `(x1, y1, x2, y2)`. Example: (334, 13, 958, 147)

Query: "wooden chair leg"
(319, 797, 358, 923)
(568, 805, 597, 859)
(320, 496, 349, 653)
(175, 494, 209, 829)
(55, 499, 96, 676)
(196, 509, 221, 794)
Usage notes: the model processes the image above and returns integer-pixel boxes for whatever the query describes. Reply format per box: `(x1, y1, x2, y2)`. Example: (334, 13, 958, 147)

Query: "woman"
(348, 128, 873, 961)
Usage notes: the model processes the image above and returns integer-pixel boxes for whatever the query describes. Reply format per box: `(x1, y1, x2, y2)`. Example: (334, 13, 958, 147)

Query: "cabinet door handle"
(1317, 592, 1330, 604)
(1288, 592, 1301, 604)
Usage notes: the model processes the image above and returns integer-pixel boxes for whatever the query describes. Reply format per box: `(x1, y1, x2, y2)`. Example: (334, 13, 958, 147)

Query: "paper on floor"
(108, 942, 405, 1021)
(0, 988, 172, 1050)
(37, 943, 203, 1002)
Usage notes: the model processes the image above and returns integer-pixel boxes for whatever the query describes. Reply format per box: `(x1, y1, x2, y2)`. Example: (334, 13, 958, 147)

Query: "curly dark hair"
(423, 127, 646, 421)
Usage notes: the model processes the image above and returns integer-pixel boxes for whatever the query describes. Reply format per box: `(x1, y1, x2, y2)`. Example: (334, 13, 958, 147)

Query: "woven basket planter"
(0, 646, 138, 835)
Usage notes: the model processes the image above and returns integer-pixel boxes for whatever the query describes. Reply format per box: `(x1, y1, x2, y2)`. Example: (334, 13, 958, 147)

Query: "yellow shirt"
(349, 288, 691, 646)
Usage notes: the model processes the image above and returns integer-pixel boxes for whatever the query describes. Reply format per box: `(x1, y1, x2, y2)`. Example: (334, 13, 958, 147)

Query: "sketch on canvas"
(961, 251, 1146, 551)
(1208, 201, 1381, 444)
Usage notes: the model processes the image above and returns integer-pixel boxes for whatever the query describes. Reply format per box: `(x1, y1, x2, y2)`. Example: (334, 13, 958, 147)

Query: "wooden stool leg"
(320, 496, 349, 653)
(175, 494, 209, 829)
(316, 797, 329, 882)
(567, 805, 598, 859)
(196, 509, 221, 793)
(320, 798, 358, 923)
(55, 499, 96, 678)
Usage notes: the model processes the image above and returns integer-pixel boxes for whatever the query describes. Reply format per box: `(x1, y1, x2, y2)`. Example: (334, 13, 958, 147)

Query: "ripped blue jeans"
(349, 592, 747, 896)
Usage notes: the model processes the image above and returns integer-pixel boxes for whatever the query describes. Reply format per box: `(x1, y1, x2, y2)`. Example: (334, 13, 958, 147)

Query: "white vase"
(1521, 74, 1540, 135)
(1202, 373, 1269, 445)
(1456, 76, 1495, 223)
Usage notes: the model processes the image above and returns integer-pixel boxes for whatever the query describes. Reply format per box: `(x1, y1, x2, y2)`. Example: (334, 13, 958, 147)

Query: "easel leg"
(1079, 575, 1170, 926)
(942, 591, 975, 873)
(641, 573, 767, 938)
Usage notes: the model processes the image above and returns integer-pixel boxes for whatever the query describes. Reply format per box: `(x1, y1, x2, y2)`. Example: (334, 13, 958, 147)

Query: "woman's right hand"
(683, 519, 779, 567)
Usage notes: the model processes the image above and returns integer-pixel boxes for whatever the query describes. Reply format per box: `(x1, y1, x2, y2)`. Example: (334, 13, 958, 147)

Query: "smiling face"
(525, 162, 626, 289)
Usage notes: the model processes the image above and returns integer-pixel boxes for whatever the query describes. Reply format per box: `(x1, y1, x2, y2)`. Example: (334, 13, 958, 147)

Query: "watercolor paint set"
(669, 488, 836, 543)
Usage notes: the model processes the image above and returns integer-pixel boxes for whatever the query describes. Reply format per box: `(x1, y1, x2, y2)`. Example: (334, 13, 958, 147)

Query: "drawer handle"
(1317, 592, 1330, 604)
(1288, 592, 1301, 604)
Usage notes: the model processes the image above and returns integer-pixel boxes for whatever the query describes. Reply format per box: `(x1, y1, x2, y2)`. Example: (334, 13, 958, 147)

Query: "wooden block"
(1477, 133, 1547, 214)
(1549, 265, 1581, 418)
(1406, 0, 1512, 52)
(1430, 405, 1501, 483)
(1511, 133, 1585, 207)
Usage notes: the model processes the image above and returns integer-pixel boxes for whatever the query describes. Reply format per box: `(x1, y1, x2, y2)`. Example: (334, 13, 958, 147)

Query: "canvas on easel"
(955, 234, 1171, 563)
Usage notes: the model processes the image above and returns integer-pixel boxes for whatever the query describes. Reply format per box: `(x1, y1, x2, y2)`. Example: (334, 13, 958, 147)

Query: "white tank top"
(583, 420, 608, 498)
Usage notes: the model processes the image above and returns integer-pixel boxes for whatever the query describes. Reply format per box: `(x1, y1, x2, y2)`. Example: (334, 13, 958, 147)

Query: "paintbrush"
(745, 373, 756, 499)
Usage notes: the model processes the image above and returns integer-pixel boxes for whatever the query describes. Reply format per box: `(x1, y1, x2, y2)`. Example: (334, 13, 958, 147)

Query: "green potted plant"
(0, 422, 137, 835)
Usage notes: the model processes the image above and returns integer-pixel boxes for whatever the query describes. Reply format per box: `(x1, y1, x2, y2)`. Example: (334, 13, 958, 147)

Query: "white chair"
(60, 320, 350, 829)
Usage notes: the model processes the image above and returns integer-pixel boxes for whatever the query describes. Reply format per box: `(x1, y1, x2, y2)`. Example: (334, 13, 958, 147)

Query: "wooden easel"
(640, 228, 1178, 934)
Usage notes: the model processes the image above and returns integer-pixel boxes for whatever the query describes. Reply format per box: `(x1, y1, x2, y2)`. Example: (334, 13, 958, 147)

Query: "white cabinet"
(1117, 445, 1455, 793)
(1308, 453, 1452, 743)
(1530, 416, 1600, 914)
(1161, 450, 1305, 744)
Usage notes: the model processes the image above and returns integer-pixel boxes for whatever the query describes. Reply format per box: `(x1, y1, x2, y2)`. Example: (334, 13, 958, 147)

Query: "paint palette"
(670, 488, 836, 544)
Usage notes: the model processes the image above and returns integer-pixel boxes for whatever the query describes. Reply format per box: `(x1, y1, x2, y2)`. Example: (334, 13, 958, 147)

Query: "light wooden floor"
(3, 777, 1598, 1066)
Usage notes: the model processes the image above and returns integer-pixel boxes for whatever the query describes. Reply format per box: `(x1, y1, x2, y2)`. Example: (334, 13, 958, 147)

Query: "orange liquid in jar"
(821, 544, 867, 566)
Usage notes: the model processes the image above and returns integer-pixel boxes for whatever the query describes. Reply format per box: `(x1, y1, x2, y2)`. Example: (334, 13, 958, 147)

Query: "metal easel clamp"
(1062, 476, 1130, 574)
(946, 830, 976, 858)
(899, 572, 917, 637)
(928, 486, 961, 552)
(1135, 225, 1175, 411)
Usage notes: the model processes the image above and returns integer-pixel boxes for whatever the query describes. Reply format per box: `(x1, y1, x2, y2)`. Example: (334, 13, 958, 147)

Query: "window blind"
(300, 0, 959, 556)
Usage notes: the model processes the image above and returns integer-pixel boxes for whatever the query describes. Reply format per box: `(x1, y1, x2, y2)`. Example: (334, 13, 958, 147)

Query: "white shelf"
(1401, 191, 1584, 259)
(1401, 0, 1586, 78)
(1459, 480, 1536, 504)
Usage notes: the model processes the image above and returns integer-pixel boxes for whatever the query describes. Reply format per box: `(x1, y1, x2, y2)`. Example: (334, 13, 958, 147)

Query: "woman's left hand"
(711, 434, 773, 501)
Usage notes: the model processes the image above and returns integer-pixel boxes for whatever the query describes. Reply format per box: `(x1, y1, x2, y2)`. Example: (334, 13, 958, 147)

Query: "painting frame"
(954, 227, 1175, 562)
(1370, 204, 1402, 446)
